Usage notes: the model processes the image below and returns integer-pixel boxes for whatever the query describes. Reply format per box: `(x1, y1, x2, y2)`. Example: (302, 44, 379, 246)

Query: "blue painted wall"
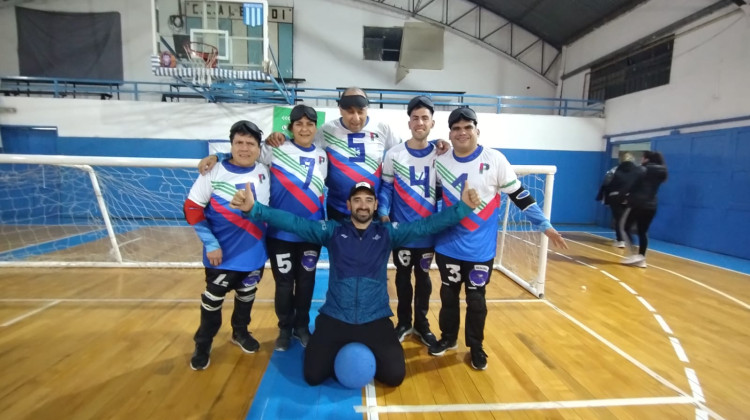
(649, 126, 750, 260)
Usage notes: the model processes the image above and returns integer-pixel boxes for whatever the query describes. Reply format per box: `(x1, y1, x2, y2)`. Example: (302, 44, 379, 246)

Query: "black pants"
(435, 253, 493, 349)
(304, 313, 405, 387)
(392, 247, 434, 332)
(619, 207, 657, 256)
(267, 236, 321, 331)
(608, 201, 627, 241)
(194, 267, 262, 344)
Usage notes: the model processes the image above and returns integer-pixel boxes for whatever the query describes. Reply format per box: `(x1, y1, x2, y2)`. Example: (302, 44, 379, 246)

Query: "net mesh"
(0, 156, 555, 297)
(0, 158, 202, 267)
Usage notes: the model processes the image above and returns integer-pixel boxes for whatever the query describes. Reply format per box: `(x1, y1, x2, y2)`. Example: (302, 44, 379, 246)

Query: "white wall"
(560, 0, 717, 101)
(0, 0, 555, 99)
(560, 0, 750, 136)
(0, 96, 604, 152)
(605, 7, 750, 136)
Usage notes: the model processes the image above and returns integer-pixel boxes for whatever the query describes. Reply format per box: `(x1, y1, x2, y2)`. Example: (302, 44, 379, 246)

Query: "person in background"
(183, 120, 270, 370)
(619, 151, 668, 268)
(378, 95, 440, 347)
(230, 180, 481, 387)
(596, 152, 640, 247)
(427, 107, 568, 371)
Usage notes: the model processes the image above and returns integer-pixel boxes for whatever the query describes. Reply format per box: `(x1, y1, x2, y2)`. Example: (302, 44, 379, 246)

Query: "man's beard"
(351, 209, 373, 224)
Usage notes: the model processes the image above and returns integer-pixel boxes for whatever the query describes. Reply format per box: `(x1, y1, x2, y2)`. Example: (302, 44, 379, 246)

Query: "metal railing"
(1, 75, 604, 117)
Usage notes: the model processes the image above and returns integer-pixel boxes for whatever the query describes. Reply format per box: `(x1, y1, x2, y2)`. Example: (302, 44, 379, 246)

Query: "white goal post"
(0, 155, 555, 297)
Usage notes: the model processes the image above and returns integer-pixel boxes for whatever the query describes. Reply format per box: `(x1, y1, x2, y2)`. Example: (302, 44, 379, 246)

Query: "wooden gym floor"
(0, 230, 748, 419)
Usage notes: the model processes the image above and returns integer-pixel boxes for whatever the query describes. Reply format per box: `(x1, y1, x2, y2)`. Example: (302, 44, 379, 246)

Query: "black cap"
(448, 107, 478, 127)
(289, 104, 317, 124)
(229, 120, 263, 143)
(348, 181, 376, 199)
(407, 95, 434, 115)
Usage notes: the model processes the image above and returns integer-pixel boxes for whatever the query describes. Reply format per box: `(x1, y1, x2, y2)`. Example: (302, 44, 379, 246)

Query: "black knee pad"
(466, 290, 487, 313)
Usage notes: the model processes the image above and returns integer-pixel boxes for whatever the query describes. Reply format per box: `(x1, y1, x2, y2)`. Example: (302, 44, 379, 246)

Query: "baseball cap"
(348, 181, 376, 199)
(229, 120, 263, 142)
(407, 95, 434, 115)
(448, 107, 478, 127)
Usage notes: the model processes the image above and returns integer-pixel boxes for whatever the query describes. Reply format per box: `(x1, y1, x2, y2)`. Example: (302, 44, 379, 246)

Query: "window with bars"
(588, 37, 674, 101)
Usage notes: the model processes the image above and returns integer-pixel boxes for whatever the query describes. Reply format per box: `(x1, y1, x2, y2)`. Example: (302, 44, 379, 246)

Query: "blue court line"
(246, 260, 363, 420)
(0, 225, 143, 261)
(558, 224, 750, 276)
(0, 229, 111, 261)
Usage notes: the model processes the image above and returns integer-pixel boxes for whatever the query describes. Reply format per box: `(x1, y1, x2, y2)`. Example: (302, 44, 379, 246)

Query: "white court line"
(354, 396, 695, 414)
(653, 314, 674, 335)
(619, 282, 637, 295)
(1, 300, 60, 327)
(583, 231, 750, 278)
(600, 270, 620, 281)
(685, 368, 706, 403)
(0, 298, 278, 304)
(669, 337, 690, 363)
(542, 300, 725, 420)
(568, 235, 750, 310)
(636, 296, 656, 312)
(365, 381, 379, 420)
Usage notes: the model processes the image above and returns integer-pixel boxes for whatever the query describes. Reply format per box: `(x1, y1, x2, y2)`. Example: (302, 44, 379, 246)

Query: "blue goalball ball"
(334, 342, 376, 389)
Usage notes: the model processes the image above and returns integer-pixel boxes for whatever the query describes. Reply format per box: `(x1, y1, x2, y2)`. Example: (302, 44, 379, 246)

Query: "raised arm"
(389, 184, 480, 247)
(231, 182, 332, 245)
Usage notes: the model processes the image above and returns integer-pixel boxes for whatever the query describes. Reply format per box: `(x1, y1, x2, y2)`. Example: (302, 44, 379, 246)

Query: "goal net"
(0, 154, 203, 268)
(0, 155, 555, 297)
(494, 165, 556, 298)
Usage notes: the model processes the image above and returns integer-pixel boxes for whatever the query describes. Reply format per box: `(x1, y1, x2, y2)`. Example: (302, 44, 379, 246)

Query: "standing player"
(427, 107, 568, 371)
(183, 120, 270, 370)
(261, 105, 328, 351)
(313, 87, 401, 221)
(378, 96, 439, 347)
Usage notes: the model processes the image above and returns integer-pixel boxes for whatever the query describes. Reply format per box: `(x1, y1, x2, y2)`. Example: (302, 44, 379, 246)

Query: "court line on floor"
(1, 300, 60, 327)
(567, 235, 750, 310)
(354, 395, 695, 414)
(544, 300, 725, 420)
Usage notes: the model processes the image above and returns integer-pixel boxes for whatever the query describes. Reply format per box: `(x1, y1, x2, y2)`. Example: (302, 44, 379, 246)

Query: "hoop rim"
(184, 41, 219, 68)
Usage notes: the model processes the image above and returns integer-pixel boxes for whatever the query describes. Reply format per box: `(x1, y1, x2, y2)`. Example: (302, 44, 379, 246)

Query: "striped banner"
(243, 3, 264, 27)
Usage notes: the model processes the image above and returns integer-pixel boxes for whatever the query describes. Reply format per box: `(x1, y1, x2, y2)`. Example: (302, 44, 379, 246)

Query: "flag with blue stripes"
(243, 3, 264, 27)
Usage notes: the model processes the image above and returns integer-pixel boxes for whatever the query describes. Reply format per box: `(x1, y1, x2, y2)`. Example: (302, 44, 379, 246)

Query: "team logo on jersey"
(370, 133, 380, 141)
(479, 163, 490, 174)
(301, 251, 319, 271)
(257, 174, 266, 183)
(372, 234, 381, 241)
(242, 271, 261, 288)
(419, 252, 434, 271)
(468, 265, 490, 287)
(319, 156, 326, 164)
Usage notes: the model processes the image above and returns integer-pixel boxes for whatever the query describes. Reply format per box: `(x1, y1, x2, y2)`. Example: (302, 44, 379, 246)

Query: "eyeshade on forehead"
(338, 95, 369, 109)
(407, 96, 434, 115)
(447, 107, 477, 127)
(290, 105, 317, 123)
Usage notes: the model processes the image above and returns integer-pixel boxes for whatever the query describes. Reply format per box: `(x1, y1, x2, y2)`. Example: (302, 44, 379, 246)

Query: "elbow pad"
(508, 186, 536, 211)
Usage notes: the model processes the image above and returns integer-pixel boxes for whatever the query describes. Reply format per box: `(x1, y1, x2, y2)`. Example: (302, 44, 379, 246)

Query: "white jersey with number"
(315, 117, 401, 214)
(259, 141, 327, 242)
(434, 146, 520, 262)
(187, 161, 271, 271)
(381, 141, 438, 248)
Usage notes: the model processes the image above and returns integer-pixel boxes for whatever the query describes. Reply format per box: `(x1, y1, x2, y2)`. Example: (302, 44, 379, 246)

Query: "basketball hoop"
(184, 42, 218, 86)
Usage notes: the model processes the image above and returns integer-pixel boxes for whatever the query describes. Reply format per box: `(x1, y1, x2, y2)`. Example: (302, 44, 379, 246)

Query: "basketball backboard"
(152, 0, 269, 71)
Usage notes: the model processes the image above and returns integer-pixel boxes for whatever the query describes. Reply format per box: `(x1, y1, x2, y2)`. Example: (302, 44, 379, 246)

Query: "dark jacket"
(597, 161, 640, 205)
(247, 200, 473, 324)
(627, 163, 668, 210)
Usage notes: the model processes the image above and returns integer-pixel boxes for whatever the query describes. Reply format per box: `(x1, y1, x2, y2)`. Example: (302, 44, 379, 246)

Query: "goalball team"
(183, 88, 567, 386)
